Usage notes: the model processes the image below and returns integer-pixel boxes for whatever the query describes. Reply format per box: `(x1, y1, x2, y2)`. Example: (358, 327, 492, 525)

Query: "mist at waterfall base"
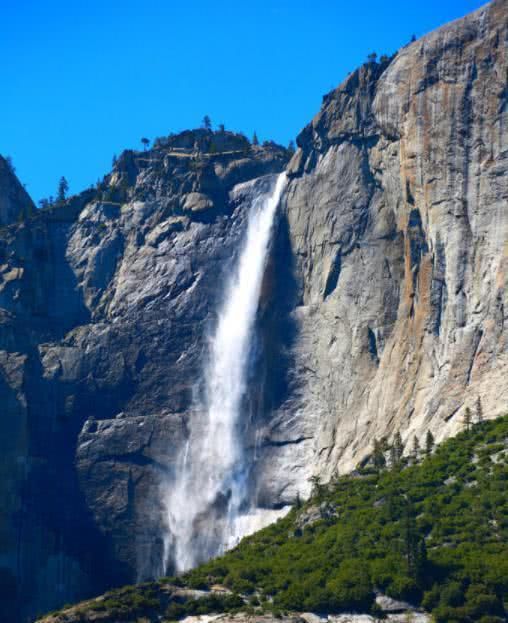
(162, 173, 288, 575)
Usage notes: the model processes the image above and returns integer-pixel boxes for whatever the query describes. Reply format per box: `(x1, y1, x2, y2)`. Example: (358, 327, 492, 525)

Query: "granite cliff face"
(0, 1, 507, 621)
(261, 0, 507, 497)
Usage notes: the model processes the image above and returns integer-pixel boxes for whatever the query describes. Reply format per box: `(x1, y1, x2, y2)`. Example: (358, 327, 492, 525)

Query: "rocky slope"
(40, 614, 429, 623)
(37, 415, 508, 623)
(0, 1, 507, 620)
(0, 132, 290, 621)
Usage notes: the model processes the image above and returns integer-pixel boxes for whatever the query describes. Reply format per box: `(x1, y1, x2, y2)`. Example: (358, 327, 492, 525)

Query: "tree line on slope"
(178, 409, 506, 623)
(38, 411, 507, 623)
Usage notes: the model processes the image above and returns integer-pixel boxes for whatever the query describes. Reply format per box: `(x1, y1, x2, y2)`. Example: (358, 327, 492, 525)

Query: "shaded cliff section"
(255, 0, 507, 500)
(0, 156, 36, 226)
(0, 132, 290, 622)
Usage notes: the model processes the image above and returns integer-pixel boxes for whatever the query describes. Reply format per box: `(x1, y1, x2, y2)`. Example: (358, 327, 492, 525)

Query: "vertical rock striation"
(259, 0, 507, 495)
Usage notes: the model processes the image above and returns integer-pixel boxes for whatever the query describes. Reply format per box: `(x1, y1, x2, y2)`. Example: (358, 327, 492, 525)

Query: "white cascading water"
(163, 173, 287, 573)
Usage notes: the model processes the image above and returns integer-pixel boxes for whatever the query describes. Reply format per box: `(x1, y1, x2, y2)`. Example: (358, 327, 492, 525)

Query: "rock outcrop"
(0, 155, 35, 226)
(0, 1, 507, 621)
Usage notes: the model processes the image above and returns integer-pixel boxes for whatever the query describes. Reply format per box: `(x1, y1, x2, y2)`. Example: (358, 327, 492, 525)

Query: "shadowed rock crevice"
(323, 250, 342, 299)
(257, 210, 300, 413)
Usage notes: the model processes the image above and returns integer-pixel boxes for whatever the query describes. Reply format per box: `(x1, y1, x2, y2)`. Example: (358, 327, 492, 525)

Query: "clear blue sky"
(1, 0, 485, 203)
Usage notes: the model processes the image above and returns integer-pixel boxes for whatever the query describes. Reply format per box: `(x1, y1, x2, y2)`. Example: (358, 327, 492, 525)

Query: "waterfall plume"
(163, 173, 287, 573)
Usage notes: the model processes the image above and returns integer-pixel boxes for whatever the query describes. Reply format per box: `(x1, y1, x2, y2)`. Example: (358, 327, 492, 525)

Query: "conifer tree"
(414, 538, 428, 584)
(391, 431, 404, 468)
(404, 498, 417, 572)
(412, 435, 420, 461)
(57, 176, 69, 202)
(425, 430, 434, 457)
(464, 407, 472, 432)
(402, 495, 427, 582)
(373, 438, 386, 470)
(476, 396, 483, 423)
(390, 443, 398, 469)
(252, 131, 259, 146)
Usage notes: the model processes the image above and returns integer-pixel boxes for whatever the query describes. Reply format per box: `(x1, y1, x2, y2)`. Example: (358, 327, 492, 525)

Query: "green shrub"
(440, 582, 464, 608)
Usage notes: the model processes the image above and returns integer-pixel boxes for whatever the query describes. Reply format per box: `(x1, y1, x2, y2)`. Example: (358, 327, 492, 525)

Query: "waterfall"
(163, 173, 287, 573)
